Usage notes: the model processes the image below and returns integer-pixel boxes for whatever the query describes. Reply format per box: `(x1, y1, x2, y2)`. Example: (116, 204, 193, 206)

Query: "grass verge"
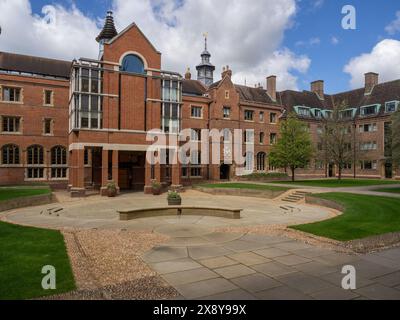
(291, 192, 400, 241)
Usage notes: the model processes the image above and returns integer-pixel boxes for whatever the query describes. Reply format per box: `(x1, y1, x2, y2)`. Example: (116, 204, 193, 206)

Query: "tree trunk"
(338, 165, 342, 180)
(291, 167, 295, 182)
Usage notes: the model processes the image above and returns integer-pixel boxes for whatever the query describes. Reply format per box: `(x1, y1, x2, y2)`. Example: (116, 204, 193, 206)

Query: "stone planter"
(168, 198, 182, 206)
(107, 188, 117, 197)
(152, 189, 162, 196)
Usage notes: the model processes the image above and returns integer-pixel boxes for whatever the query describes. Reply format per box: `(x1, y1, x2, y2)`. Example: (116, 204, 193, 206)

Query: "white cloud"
(331, 36, 339, 45)
(0, 0, 310, 90)
(312, 0, 324, 9)
(0, 0, 99, 60)
(344, 39, 400, 88)
(295, 37, 320, 47)
(233, 48, 311, 91)
(385, 11, 400, 35)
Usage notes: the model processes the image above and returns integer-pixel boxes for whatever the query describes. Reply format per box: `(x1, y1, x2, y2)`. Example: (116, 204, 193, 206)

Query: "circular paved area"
(2, 190, 334, 233)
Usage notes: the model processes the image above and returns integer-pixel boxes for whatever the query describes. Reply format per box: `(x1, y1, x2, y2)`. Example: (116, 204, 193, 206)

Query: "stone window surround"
(43, 89, 54, 107)
(0, 115, 23, 134)
(42, 118, 54, 136)
(0, 85, 24, 104)
(190, 105, 203, 119)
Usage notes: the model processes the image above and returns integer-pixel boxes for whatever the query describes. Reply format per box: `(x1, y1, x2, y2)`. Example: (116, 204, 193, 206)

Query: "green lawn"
(0, 221, 75, 300)
(272, 179, 399, 188)
(199, 183, 290, 192)
(373, 187, 400, 194)
(291, 193, 400, 241)
(0, 187, 51, 202)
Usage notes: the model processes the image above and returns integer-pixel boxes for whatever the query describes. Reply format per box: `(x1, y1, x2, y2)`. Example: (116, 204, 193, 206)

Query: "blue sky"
(4, 0, 400, 93)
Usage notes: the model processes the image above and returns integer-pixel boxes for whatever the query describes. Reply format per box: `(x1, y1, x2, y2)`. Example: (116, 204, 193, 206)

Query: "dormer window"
(385, 101, 399, 113)
(339, 108, 356, 120)
(360, 104, 380, 116)
(295, 106, 311, 117)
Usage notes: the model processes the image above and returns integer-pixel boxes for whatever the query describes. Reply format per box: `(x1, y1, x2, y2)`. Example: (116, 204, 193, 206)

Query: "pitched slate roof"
(0, 51, 71, 79)
(235, 85, 278, 105)
(182, 79, 207, 96)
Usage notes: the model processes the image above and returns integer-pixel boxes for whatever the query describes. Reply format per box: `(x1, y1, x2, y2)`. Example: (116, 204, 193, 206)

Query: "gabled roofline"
(106, 23, 161, 54)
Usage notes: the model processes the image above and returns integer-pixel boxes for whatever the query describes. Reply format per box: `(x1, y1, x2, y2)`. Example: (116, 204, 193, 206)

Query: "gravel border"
(43, 229, 179, 300)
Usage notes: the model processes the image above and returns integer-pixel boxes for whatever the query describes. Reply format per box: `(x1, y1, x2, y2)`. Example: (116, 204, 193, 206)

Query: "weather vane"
(203, 32, 208, 50)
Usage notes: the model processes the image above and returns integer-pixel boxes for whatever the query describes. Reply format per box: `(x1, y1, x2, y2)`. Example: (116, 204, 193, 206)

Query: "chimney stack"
(221, 65, 232, 79)
(365, 72, 379, 94)
(311, 80, 324, 100)
(185, 67, 191, 80)
(267, 75, 277, 101)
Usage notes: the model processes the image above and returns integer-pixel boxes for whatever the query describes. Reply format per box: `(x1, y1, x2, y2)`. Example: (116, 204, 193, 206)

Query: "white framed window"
(223, 106, 231, 119)
(244, 110, 254, 121)
(259, 112, 264, 122)
(191, 106, 203, 118)
(244, 130, 254, 143)
(359, 123, 377, 133)
(360, 160, 377, 170)
(190, 129, 201, 141)
(1, 87, 22, 102)
(44, 90, 54, 106)
(360, 104, 380, 116)
(270, 133, 277, 145)
(2, 116, 21, 133)
(270, 113, 277, 123)
(26, 145, 45, 180)
(1, 144, 20, 165)
(51, 146, 68, 179)
(385, 101, 399, 113)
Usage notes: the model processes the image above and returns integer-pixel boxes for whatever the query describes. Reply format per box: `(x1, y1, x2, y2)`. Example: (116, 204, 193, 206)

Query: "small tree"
(317, 101, 356, 180)
(269, 113, 314, 181)
(392, 110, 400, 166)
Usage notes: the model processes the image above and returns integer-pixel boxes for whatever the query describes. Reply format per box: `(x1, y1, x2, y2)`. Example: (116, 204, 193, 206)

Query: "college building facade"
(0, 12, 399, 196)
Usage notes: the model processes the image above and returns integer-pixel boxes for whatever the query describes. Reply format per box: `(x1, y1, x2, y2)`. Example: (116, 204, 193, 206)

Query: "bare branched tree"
(316, 101, 357, 180)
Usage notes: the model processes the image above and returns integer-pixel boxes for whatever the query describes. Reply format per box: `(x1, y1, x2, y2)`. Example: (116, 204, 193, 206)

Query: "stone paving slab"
(373, 271, 400, 287)
(252, 262, 298, 278)
(199, 289, 257, 301)
(230, 273, 282, 293)
(310, 287, 360, 300)
(227, 252, 271, 266)
(320, 272, 375, 289)
(143, 246, 188, 263)
(274, 254, 313, 266)
(150, 258, 202, 275)
(254, 286, 313, 300)
(354, 284, 400, 300)
(276, 272, 337, 294)
(174, 278, 239, 299)
(351, 260, 397, 279)
(313, 253, 360, 266)
(293, 261, 339, 276)
(188, 246, 234, 260)
(162, 268, 219, 286)
(214, 264, 256, 279)
(199, 256, 238, 269)
(222, 240, 270, 252)
(253, 247, 291, 258)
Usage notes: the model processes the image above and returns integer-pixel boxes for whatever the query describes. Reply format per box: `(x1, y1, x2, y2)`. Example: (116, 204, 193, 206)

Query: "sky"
(0, 0, 400, 94)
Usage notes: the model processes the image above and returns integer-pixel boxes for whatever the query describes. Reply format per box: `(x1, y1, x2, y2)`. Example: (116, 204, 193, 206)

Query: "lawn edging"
(194, 186, 287, 199)
(0, 193, 55, 212)
(305, 194, 345, 212)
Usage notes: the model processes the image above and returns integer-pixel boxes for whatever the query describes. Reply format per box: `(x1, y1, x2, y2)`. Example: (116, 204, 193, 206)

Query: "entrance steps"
(281, 190, 310, 203)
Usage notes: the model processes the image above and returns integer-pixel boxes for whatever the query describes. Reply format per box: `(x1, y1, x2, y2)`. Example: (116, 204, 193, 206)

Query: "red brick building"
(0, 12, 399, 195)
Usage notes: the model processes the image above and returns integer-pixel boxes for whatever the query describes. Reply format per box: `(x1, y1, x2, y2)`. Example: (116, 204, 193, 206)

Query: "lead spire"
(96, 11, 118, 43)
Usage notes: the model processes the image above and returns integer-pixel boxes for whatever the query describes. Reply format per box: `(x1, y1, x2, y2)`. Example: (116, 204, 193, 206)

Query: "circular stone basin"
(154, 224, 212, 238)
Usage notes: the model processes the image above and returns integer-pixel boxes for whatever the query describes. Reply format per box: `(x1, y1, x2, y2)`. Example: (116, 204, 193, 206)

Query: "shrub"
(167, 191, 182, 200)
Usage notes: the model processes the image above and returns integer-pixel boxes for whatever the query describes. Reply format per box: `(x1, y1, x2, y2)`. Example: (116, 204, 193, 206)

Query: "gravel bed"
(44, 229, 179, 300)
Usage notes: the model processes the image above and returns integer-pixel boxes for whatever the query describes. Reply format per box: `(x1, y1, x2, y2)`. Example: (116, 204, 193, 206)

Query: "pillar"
(171, 161, 182, 191)
(144, 161, 153, 194)
(70, 149, 85, 197)
(100, 148, 109, 196)
(112, 150, 120, 193)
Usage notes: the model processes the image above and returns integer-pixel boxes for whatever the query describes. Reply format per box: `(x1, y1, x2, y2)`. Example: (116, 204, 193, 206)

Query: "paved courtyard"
(2, 190, 400, 300)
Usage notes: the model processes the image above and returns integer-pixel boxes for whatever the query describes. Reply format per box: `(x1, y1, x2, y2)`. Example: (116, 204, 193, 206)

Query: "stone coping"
(119, 206, 242, 221)
(194, 187, 286, 199)
(305, 194, 345, 212)
(0, 193, 55, 212)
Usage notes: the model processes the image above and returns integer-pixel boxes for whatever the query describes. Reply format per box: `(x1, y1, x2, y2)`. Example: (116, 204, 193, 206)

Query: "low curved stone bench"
(118, 206, 242, 221)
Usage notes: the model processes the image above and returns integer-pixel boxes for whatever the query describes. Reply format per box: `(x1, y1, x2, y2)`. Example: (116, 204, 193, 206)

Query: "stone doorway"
(220, 164, 231, 180)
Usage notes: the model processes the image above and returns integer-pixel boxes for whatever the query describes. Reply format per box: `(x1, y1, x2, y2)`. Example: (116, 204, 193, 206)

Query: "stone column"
(112, 150, 120, 193)
(70, 149, 85, 197)
(144, 161, 153, 194)
(100, 148, 109, 196)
